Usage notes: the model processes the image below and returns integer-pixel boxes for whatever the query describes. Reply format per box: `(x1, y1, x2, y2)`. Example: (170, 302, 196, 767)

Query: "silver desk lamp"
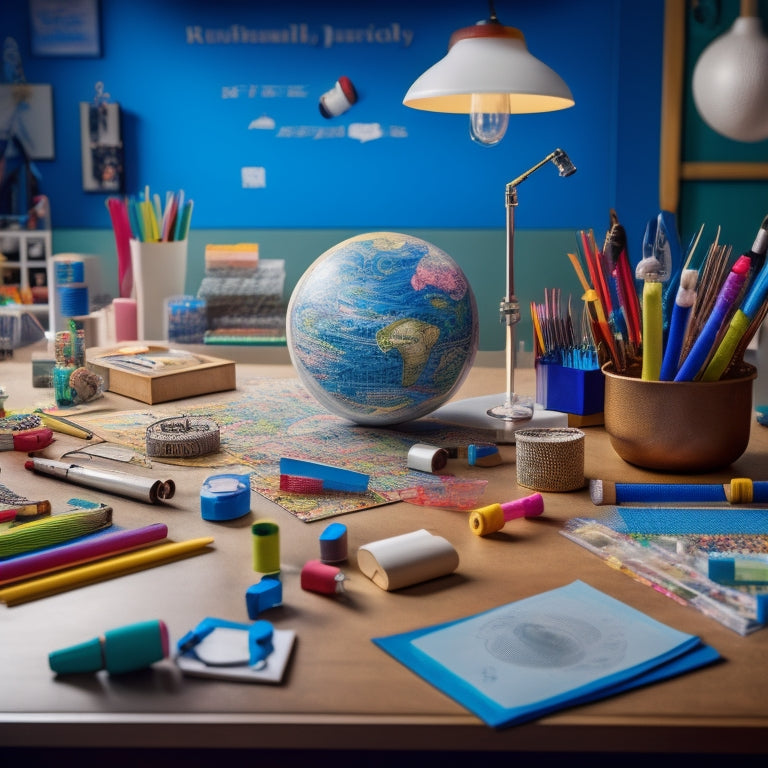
(487, 148, 577, 421)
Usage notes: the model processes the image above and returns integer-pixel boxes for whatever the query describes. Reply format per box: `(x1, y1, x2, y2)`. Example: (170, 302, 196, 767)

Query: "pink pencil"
(0, 523, 168, 586)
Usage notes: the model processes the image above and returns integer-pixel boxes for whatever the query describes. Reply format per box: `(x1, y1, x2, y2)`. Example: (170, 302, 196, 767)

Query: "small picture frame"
(80, 101, 124, 192)
(30, 0, 101, 58)
(0, 84, 55, 160)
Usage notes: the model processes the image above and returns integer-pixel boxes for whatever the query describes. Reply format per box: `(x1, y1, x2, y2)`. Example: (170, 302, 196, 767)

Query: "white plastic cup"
(130, 239, 187, 341)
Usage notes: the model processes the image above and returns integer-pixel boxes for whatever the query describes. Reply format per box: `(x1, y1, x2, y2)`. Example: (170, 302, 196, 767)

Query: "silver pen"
(24, 458, 175, 504)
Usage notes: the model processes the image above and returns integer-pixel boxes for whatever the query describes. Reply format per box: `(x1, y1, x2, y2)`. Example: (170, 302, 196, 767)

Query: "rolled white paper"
(357, 529, 459, 591)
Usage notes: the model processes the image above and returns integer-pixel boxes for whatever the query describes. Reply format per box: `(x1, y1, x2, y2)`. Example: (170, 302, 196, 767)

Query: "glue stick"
(469, 493, 544, 536)
(252, 520, 280, 574)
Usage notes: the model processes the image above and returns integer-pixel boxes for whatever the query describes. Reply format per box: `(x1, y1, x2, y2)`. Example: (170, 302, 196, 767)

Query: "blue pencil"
(674, 254, 751, 381)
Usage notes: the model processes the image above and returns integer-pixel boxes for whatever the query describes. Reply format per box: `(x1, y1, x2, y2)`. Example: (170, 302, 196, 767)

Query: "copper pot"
(602, 363, 756, 472)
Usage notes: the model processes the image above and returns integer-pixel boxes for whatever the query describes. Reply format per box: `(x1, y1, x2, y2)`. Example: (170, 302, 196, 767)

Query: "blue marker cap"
(319, 522, 348, 563)
(467, 443, 499, 465)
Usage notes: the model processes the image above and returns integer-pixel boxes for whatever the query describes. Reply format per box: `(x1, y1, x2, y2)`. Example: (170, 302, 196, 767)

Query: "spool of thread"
(57, 283, 89, 318)
(252, 520, 280, 575)
(407, 443, 449, 474)
(515, 428, 586, 492)
(113, 298, 138, 341)
(54, 259, 85, 284)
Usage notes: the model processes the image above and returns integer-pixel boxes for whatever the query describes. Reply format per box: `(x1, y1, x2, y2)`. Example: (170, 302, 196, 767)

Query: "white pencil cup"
(130, 239, 188, 341)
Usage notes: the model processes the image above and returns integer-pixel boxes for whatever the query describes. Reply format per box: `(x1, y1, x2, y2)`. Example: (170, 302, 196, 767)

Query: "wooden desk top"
(1, 343, 767, 754)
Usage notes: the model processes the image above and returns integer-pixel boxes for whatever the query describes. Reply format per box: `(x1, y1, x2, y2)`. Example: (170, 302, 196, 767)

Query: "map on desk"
(76, 378, 494, 522)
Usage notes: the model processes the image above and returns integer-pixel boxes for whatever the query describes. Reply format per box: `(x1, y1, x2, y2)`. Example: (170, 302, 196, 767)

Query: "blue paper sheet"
(373, 580, 719, 729)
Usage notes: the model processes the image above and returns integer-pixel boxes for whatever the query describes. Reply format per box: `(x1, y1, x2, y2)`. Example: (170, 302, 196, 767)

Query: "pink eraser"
(300, 559, 344, 595)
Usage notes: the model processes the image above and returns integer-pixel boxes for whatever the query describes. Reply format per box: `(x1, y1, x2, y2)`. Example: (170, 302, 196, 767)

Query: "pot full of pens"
(570, 210, 767, 472)
(602, 362, 756, 472)
(107, 186, 193, 342)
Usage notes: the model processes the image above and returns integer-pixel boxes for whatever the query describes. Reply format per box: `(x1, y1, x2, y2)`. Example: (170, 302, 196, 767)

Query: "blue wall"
(4, 0, 666, 350)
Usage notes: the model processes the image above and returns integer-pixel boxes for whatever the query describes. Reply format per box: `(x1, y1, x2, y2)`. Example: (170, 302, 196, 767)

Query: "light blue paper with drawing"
(373, 580, 719, 728)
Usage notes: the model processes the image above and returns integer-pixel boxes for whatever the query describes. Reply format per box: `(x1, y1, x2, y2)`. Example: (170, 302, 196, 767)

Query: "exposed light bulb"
(692, 16, 768, 142)
(469, 93, 509, 146)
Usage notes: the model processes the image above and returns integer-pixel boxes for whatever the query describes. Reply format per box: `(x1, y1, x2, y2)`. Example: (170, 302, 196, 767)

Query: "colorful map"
(77, 378, 492, 523)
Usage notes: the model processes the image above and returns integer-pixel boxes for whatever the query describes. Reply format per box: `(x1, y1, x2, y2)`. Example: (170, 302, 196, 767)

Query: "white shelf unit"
(0, 226, 52, 330)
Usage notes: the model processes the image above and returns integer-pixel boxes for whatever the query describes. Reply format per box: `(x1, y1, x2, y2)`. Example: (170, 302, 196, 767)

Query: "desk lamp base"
(430, 392, 567, 444)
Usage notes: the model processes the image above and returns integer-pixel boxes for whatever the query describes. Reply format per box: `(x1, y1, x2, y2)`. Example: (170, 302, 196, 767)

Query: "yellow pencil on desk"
(0, 537, 214, 605)
(34, 409, 93, 440)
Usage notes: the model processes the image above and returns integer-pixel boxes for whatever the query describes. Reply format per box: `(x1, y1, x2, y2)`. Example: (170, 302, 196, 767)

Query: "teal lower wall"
(51, 228, 585, 352)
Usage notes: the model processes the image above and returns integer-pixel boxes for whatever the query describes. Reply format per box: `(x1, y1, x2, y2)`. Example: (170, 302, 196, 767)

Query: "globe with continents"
(287, 232, 478, 426)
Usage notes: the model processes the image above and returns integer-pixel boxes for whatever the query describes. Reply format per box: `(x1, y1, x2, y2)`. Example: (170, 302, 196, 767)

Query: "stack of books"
(196, 243, 286, 345)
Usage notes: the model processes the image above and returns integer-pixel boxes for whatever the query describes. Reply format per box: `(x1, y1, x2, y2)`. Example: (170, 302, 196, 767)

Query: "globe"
(286, 232, 479, 426)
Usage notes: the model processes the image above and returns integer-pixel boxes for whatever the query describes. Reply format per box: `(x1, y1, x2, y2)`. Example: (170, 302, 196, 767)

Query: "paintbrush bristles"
(680, 242, 732, 362)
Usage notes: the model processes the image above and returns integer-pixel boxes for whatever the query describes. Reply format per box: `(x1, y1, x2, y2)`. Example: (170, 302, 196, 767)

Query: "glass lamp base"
(486, 394, 535, 422)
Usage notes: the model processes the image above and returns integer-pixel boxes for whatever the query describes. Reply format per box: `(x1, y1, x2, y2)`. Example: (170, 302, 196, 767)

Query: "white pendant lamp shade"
(403, 25, 574, 115)
(692, 15, 768, 142)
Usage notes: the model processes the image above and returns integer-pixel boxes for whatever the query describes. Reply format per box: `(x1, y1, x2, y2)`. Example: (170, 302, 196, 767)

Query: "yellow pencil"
(0, 537, 214, 605)
(35, 410, 93, 440)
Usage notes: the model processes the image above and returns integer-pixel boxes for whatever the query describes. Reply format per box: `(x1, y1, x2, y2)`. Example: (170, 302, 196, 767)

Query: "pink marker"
(468, 493, 544, 536)
(300, 559, 346, 595)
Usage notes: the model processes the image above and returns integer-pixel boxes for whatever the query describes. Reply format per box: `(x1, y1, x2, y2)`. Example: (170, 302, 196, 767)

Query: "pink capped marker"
(468, 493, 544, 536)
(300, 559, 346, 595)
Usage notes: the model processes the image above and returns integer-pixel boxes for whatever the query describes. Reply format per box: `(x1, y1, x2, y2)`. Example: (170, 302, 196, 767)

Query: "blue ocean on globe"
(287, 232, 479, 426)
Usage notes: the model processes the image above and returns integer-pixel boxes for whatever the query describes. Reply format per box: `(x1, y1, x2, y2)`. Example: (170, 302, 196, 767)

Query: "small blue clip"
(177, 616, 274, 668)
(248, 620, 274, 666)
(246, 576, 283, 619)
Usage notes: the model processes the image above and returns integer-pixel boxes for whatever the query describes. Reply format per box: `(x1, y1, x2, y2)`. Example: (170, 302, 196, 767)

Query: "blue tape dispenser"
(201, 473, 251, 521)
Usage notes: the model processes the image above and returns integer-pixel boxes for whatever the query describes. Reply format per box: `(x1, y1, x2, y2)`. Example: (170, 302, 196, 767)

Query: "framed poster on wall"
(0, 84, 55, 160)
(80, 101, 123, 192)
(30, 0, 101, 58)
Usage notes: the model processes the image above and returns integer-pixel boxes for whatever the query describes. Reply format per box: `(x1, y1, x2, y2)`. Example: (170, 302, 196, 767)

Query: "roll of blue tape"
(57, 283, 89, 317)
(55, 260, 85, 283)
(201, 473, 251, 521)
